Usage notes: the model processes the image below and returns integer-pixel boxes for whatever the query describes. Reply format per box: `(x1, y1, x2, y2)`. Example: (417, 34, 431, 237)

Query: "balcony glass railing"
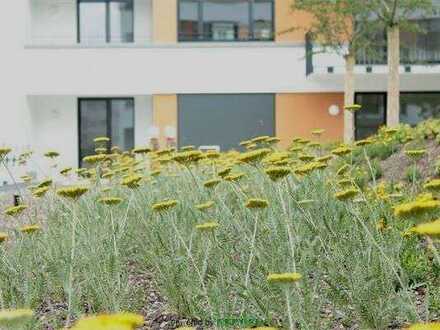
(306, 17, 440, 74)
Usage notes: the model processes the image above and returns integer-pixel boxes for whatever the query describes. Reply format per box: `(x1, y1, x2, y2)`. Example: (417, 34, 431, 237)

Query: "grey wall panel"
(178, 94, 274, 150)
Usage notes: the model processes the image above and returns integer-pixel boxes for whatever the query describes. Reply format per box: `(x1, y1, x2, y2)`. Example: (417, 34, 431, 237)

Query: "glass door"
(79, 98, 134, 165)
(355, 93, 386, 140)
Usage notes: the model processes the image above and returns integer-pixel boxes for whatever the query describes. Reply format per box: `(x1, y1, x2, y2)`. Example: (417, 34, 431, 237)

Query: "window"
(178, 0, 274, 41)
(355, 92, 440, 139)
(78, 0, 134, 44)
(401, 93, 440, 125)
(79, 98, 134, 165)
(355, 93, 386, 140)
(178, 94, 274, 150)
(401, 18, 440, 64)
(356, 16, 440, 65)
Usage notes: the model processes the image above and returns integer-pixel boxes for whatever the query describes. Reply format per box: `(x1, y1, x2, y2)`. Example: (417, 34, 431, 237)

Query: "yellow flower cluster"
(195, 221, 219, 232)
(267, 272, 302, 284)
(20, 224, 41, 234)
(405, 149, 426, 160)
(224, 173, 246, 182)
(0, 232, 8, 243)
(71, 312, 143, 330)
(245, 198, 269, 209)
(172, 150, 203, 164)
(204, 178, 221, 188)
(423, 179, 440, 192)
(83, 154, 107, 164)
(394, 194, 440, 218)
(44, 150, 60, 158)
(152, 200, 178, 212)
(409, 220, 440, 238)
(0, 309, 33, 326)
(344, 104, 362, 112)
(60, 167, 73, 176)
(195, 201, 215, 211)
(331, 146, 352, 157)
(38, 178, 53, 188)
(121, 174, 142, 189)
(98, 197, 123, 206)
(132, 147, 151, 155)
(0, 147, 12, 158)
(265, 166, 291, 181)
(5, 205, 27, 217)
(334, 188, 359, 201)
(238, 148, 271, 164)
(57, 186, 89, 200)
(32, 186, 49, 198)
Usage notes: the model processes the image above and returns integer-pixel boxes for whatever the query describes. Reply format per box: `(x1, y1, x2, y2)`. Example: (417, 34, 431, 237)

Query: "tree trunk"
(387, 24, 400, 127)
(344, 54, 355, 143)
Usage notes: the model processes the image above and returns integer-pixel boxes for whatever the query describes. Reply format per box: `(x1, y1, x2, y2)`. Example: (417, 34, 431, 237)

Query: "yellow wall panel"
(275, 0, 313, 43)
(153, 94, 178, 149)
(276, 93, 344, 149)
(153, 0, 177, 43)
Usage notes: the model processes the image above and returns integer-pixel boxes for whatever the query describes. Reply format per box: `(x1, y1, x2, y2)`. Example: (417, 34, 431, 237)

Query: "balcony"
(305, 16, 440, 92)
(26, 0, 153, 47)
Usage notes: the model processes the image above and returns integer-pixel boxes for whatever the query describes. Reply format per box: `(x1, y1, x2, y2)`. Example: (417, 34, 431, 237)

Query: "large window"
(401, 93, 440, 125)
(401, 18, 440, 64)
(178, 94, 274, 150)
(355, 93, 387, 140)
(355, 92, 440, 139)
(78, 0, 134, 44)
(356, 17, 440, 65)
(178, 0, 274, 41)
(79, 98, 134, 165)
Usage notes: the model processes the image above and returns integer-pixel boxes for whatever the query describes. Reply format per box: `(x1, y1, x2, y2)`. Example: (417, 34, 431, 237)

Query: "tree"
(291, 0, 380, 142)
(369, 0, 433, 128)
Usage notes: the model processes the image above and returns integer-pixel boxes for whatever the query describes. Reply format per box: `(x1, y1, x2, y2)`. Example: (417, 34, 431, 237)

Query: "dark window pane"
(253, 0, 273, 40)
(111, 99, 134, 150)
(79, 98, 134, 166)
(79, 1, 107, 43)
(355, 94, 386, 139)
(109, 0, 134, 42)
(202, 0, 250, 41)
(79, 100, 108, 160)
(400, 93, 440, 125)
(401, 18, 440, 63)
(179, 0, 199, 41)
(178, 94, 274, 151)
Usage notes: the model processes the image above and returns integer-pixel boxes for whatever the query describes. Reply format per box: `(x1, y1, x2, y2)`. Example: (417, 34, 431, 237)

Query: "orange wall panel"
(153, 0, 177, 43)
(276, 93, 344, 148)
(153, 95, 178, 149)
(275, 0, 313, 43)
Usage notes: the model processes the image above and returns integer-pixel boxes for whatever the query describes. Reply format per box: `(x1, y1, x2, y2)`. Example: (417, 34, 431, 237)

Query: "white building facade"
(1, 0, 440, 184)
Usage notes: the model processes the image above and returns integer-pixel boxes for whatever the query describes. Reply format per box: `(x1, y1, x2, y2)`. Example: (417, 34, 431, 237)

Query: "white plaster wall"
(20, 45, 440, 95)
(28, 96, 78, 180)
(29, 0, 77, 45)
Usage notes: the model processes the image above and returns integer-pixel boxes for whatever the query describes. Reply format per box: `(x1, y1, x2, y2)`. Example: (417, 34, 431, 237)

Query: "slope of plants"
(0, 121, 439, 329)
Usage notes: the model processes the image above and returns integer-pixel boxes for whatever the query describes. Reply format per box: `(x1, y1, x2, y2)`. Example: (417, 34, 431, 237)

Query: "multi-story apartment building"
(1, 0, 439, 183)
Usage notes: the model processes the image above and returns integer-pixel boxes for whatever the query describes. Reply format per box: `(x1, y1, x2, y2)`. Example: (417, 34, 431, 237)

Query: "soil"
(381, 139, 440, 183)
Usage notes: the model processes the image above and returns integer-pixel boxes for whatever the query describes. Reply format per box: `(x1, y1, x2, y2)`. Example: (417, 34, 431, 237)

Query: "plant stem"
(245, 214, 259, 288)
(285, 287, 296, 330)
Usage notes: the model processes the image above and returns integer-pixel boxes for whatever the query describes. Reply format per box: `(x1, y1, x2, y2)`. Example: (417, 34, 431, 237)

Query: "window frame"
(177, 0, 275, 42)
(78, 97, 135, 167)
(77, 0, 135, 44)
